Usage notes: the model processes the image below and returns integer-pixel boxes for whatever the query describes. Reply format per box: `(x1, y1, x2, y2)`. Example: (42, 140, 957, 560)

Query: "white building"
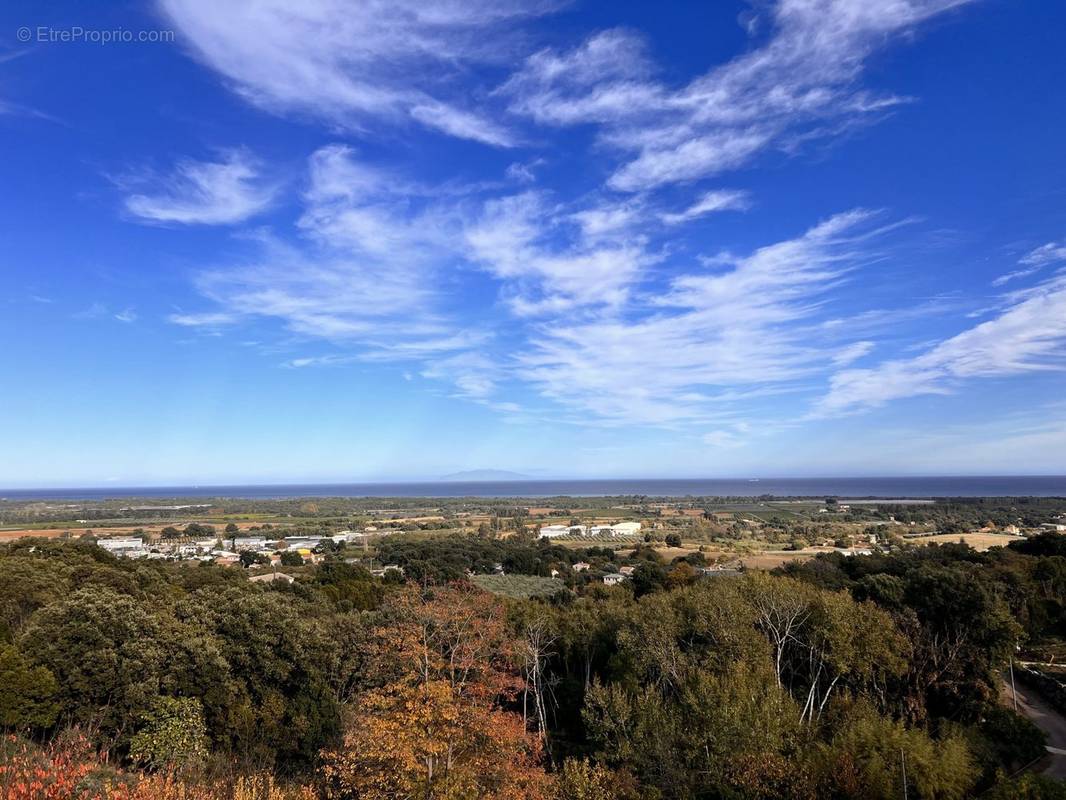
(603, 573, 628, 586)
(232, 536, 268, 551)
(97, 538, 147, 557)
(611, 522, 642, 536)
(284, 536, 324, 550)
(249, 572, 295, 584)
(370, 565, 404, 578)
(539, 524, 586, 539)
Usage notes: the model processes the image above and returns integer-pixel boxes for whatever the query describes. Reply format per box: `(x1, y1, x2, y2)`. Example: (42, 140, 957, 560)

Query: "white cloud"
(171, 146, 465, 350)
(501, 29, 661, 125)
(1020, 241, 1066, 266)
(178, 234, 440, 340)
(114, 308, 138, 323)
(832, 340, 874, 365)
(504, 1, 975, 190)
(170, 311, 238, 328)
(505, 160, 544, 184)
(661, 189, 751, 225)
(702, 429, 745, 448)
(571, 199, 645, 239)
(991, 240, 1066, 286)
(421, 352, 498, 399)
(991, 267, 1041, 287)
(159, 0, 547, 146)
(409, 102, 518, 147)
(518, 210, 886, 425)
(464, 191, 651, 315)
(124, 150, 276, 225)
(816, 273, 1066, 415)
(281, 354, 381, 368)
(609, 131, 770, 192)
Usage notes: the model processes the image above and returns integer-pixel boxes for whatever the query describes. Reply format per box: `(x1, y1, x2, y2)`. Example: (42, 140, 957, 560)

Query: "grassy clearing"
(916, 532, 1019, 551)
(735, 550, 821, 570)
(470, 573, 565, 599)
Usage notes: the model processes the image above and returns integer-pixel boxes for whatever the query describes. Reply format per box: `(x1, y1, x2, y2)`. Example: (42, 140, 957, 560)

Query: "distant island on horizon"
(438, 469, 533, 481)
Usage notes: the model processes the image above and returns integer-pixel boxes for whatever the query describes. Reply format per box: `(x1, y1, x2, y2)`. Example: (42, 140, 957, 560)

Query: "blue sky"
(2, 0, 1066, 487)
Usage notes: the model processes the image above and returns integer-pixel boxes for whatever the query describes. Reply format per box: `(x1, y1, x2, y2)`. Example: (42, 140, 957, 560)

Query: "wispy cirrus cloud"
(170, 145, 497, 410)
(991, 267, 1041, 287)
(503, 0, 976, 191)
(992, 240, 1066, 286)
(167, 146, 925, 431)
(702, 427, 749, 449)
(518, 210, 888, 425)
(816, 273, 1066, 415)
(660, 189, 751, 225)
(158, 0, 552, 146)
(154, 2, 1009, 437)
(73, 303, 139, 324)
(1020, 240, 1066, 266)
(464, 191, 653, 316)
(123, 150, 277, 225)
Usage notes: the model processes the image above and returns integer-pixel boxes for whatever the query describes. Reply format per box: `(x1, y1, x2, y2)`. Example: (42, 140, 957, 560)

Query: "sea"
(2, 476, 1066, 501)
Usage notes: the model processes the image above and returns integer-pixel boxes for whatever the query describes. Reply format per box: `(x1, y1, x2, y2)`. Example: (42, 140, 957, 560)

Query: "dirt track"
(1005, 677, 1066, 779)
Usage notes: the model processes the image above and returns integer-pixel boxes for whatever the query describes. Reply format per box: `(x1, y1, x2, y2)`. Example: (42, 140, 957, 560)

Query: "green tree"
(0, 554, 72, 637)
(811, 703, 978, 800)
(280, 550, 304, 567)
(239, 550, 269, 568)
(900, 564, 1020, 721)
(557, 758, 623, 800)
(0, 644, 59, 728)
(129, 695, 209, 771)
(630, 562, 667, 597)
(18, 587, 173, 746)
(173, 585, 341, 766)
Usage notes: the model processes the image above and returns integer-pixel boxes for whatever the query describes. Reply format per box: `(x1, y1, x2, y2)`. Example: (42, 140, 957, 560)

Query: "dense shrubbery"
(1, 534, 1065, 798)
(869, 498, 1066, 531)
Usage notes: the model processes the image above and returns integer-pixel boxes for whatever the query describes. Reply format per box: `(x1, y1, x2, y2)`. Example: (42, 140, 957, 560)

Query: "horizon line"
(4, 473, 1066, 496)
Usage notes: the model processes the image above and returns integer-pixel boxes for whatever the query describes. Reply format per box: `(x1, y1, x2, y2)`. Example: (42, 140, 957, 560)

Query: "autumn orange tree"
(321, 583, 554, 800)
(0, 732, 319, 800)
(0, 732, 103, 800)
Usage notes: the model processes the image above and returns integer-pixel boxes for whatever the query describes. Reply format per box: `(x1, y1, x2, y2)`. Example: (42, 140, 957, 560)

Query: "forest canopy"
(1, 533, 1065, 799)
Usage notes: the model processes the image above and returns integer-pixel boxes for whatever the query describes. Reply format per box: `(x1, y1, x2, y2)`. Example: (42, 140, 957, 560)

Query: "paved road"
(1005, 677, 1066, 780)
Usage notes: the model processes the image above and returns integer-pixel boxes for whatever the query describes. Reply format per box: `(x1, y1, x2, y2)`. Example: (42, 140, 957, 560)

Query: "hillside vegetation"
(2, 533, 1066, 798)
